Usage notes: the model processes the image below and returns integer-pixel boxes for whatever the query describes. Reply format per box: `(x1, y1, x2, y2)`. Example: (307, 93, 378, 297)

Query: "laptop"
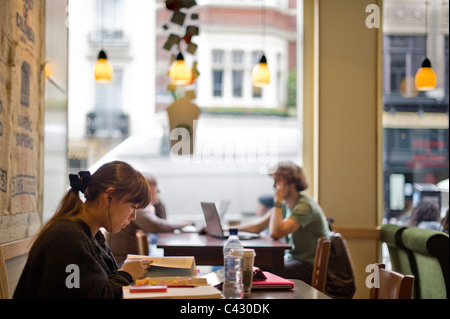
(201, 202, 260, 240)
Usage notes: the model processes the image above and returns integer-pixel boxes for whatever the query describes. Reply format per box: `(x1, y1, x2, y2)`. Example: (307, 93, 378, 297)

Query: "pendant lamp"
(252, 54, 270, 87)
(252, 1, 270, 87)
(415, 57, 437, 91)
(415, 0, 436, 91)
(94, 49, 113, 83)
(169, 52, 192, 85)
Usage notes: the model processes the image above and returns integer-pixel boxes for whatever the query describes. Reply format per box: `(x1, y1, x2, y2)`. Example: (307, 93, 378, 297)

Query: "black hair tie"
(69, 171, 91, 194)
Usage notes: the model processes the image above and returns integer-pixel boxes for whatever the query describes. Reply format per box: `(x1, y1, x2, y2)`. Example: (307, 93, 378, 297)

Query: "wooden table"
(157, 232, 291, 273)
(123, 279, 331, 300)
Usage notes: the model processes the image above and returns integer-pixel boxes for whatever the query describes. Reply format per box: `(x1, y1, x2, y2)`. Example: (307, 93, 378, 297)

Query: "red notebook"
(251, 271, 294, 289)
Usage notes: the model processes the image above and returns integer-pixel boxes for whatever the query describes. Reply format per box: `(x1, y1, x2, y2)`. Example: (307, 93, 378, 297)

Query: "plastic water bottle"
(223, 228, 244, 299)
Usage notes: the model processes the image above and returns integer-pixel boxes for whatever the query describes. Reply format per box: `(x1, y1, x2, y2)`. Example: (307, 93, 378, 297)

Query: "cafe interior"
(0, 0, 448, 301)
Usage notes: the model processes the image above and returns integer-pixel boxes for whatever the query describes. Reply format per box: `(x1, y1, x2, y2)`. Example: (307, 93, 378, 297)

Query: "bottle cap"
(229, 228, 238, 236)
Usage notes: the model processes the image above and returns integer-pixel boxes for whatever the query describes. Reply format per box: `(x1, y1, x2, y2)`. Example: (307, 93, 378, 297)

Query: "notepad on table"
(251, 271, 294, 289)
(122, 285, 222, 299)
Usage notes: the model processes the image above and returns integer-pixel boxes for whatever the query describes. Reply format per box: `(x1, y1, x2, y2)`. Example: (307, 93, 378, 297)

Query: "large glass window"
(68, 0, 299, 224)
(382, 0, 449, 227)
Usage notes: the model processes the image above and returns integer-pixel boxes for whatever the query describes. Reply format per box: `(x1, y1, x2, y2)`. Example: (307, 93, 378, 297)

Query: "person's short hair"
(272, 162, 308, 192)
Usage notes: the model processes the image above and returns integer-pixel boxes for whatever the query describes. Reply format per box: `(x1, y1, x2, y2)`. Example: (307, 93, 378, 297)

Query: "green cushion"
(380, 224, 405, 245)
(402, 228, 444, 255)
(401, 227, 449, 299)
(380, 224, 413, 275)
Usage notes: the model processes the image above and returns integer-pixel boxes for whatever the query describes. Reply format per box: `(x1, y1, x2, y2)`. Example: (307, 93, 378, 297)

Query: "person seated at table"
(236, 162, 330, 284)
(13, 161, 153, 299)
(146, 173, 167, 220)
(109, 173, 191, 266)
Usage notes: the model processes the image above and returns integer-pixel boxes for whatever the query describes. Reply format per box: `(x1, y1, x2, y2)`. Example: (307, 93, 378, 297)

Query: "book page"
(126, 255, 194, 269)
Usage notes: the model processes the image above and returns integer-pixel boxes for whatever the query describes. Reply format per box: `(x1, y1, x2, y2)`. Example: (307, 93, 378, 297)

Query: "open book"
(123, 255, 221, 299)
(126, 255, 197, 277)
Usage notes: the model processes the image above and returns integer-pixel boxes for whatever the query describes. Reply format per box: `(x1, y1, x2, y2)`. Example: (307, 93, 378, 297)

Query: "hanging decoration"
(169, 51, 192, 85)
(415, 57, 437, 91)
(95, 0, 113, 83)
(94, 49, 113, 83)
(163, 0, 201, 155)
(415, 0, 436, 91)
(252, 54, 270, 87)
(252, 1, 270, 87)
(163, 0, 200, 87)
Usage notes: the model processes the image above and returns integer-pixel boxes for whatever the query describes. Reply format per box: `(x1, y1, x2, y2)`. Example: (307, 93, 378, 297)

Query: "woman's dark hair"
(272, 162, 309, 192)
(408, 200, 440, 227)
(36, 161, 151, 239)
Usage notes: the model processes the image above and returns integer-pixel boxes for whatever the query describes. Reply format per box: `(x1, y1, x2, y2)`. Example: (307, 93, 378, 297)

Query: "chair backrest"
(370, 263, 414, 299)
(0, 245, 10, 299)
(312, 236, 331, 292)
(136, 230, 149, 256)
(380, 224, 413, 276)
(401, 227, 449, 299)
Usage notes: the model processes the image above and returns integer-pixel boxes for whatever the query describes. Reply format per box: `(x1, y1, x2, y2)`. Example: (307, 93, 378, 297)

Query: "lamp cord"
(262, 1, 265, 55)
(424, 0, 428, 54)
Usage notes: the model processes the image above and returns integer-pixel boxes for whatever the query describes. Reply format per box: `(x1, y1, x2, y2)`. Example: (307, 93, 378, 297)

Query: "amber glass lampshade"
(252, 54, 270, 87)
(169, 52, 192, 85)
(94, 50, 113, 83)
(415, 57, 437, 91)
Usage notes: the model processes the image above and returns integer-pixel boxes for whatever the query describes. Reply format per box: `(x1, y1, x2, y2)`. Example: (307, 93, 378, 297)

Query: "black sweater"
(13, 218, 133, 299)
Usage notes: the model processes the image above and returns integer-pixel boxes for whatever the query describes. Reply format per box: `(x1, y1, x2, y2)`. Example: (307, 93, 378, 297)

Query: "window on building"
(383, 35, 426, 97)
(96, 0, 125, 37)
(276, 53, 282, 103)
(252, 51, 262, 98)
(93, 68, 125, 136)
(212, 50, 225, 97)
(232, 50, 244, 97)
(213, 69, 224, 97)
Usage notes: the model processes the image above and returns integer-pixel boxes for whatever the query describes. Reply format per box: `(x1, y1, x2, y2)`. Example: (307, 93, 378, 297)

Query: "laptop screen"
(201, 202, 225, 238)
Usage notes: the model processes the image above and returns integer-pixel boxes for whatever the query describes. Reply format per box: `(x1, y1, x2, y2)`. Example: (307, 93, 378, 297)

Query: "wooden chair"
(0, 245, 10, 299)
(311, 236, 331, 292)
(370, 263, 414, 299)
(136, 229, 149, 256)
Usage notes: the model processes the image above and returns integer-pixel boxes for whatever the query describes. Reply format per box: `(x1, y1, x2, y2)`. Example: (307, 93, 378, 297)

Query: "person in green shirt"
(238, 162, 330, 284)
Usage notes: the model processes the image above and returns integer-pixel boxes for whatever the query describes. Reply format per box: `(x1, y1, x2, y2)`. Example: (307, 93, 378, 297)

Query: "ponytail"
(34, 172, 88, 242)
